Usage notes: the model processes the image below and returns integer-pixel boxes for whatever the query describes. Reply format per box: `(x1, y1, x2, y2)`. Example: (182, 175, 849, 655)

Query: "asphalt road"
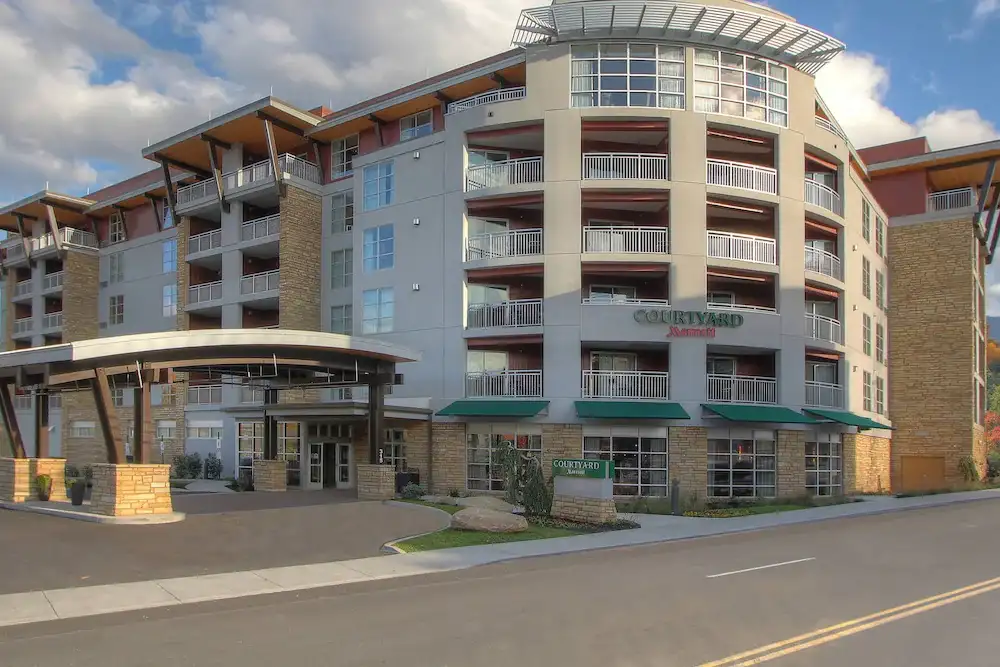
(3, 500, 1000, 667)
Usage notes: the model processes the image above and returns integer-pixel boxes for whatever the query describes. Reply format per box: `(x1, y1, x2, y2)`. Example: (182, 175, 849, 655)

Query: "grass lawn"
(399, 499, 463, 515)
(394, 523, 589, 552)
(169, 480, 191, 490)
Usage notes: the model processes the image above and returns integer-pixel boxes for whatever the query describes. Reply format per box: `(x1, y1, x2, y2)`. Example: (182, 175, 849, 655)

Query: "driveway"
(0, 492, 447, 595)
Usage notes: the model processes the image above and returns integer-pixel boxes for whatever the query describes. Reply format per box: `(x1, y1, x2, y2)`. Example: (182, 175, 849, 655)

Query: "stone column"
(31, 458, 68, 502)
(777, 430, 806, 498)
(90, 463, 172, 516)
(252, 459, 287, 492)
(357, 463, 395, 500)
(669, 427, 708, 502)
(0, 458, 30, 502)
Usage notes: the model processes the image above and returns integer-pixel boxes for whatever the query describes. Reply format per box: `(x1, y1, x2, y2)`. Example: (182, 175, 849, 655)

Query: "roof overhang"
(141, 97, 324, 175)
(226, 402, 431, 421)
(512, 1, 845, 75)
(867, 139, 1000, 192)
(0, 191, 95, 232)
(85, 171, 197, 215)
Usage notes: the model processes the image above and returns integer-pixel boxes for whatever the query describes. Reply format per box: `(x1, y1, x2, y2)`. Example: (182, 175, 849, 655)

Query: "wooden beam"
(34, 391, 50, 459)
(0, 382, 26, 459)
(367, 380, 386, 464)
(369, 114, 385, 147)
(200, 133, 232, 150)
(256, 111, 306, 137)
(159, 159, 179, 229)
(12, 214, 32, 261)
(132, 372, 153, 463)
(45, 205, 63, 253)
(92, 368, 125, 464)
(145, 194, 163, 231)
(435, 91, 454, 104)
(489, 72, 510, 88)
(204, 139, 230, 214)
(310, 140, 327, 182)
(261, 117, 283, 191)
(151, 152, 212, 179)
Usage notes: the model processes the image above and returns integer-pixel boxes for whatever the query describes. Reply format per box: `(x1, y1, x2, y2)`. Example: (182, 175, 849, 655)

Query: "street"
(2, 500, 999, 666)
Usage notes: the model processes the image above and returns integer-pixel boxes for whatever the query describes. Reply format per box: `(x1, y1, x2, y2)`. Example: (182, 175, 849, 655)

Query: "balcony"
(466, 156, 543, 192)
(804, 246, 843, 281)
(13, 317, 32, 336)
(581, 370, 669, 400)
(188, 281, 223, 305)
(465, 228, 542, 261)
(12, 280, 31, 299)
(241, 214, 280, 242)
(804, 179, 843, 216)
(928, 187, 977, 212)
(176, 179, 217, 208)
(187, 385, 223, 405)
(188, 229, 222, 255)
(226, 154, 322, 192)
(467, 299, 543, 329)
(2, 239, 27, 265)
(241, 269, 279, 295)
(805, 313, 843, 345)
(707, 231, 776, 265)
(805, 381, 845, 409)
(707, 300, 776, 315)
(42, 272, 64, 292)
(583, 226, 668, 254)
(446, 87, 526, 114)
(42, 312, 63, 331)
(706, 159, 777, 195)
(465, 370, 542, 398)
(707, 375, 777, 404)
(815, 116, 846, 140)
(582, 153, 669, 181)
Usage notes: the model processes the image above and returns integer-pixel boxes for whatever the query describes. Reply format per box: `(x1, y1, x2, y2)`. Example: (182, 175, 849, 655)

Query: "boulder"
(451, 507, 529, 533)
(420, 495, 460, 506)
(457, 495, 515, 513)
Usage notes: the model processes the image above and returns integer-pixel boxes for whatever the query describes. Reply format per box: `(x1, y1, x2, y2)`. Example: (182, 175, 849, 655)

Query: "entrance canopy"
(0, 329, 420, 466)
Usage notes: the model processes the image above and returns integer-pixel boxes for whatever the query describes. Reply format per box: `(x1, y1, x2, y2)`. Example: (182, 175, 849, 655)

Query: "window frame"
(331, 134, 360, 178)
(863, 314, 872, 356)
(330, 304, 353, 335)
(862, 198, 872, 243)
(362, 224, 395, 272)
(362, 161, 395, 211)
(876, 322, 885, 364)
(862, 256, 871, 299)
(570, 42, 686, 110)
(330, 248, 353, 289)
(805, 433, 843, 496)
(583, 427, 668, 496)
(875, 376, 885, 415)
(110, 252, 124, 284)
(162, 284, 177, 318)
(109, 294, 125, 325)
(330, 191, 354, 233)
(400, 110, 433, 141)
(707, 429, 777, 498)
(162, 238, 177, 273)
(693, 48, 789, 127)
(362, 287, 395, 334)
(466, 424, 543, 492)
(875, 270, 885, 310)
(108, 211, 126, 244)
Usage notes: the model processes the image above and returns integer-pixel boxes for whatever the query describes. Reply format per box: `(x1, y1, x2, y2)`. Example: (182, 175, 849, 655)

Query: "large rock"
(451, 507, 528, 533)
(420, 495, 460, 506)
(457, 495, 515, 513)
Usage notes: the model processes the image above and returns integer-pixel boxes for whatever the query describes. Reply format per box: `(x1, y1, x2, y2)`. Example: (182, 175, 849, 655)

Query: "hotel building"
(0, 0, 925, 499)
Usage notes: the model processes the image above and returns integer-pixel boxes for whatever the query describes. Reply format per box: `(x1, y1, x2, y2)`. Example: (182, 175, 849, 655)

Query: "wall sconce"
(412, 283, 420, 291)
(413, 218, 420, 226)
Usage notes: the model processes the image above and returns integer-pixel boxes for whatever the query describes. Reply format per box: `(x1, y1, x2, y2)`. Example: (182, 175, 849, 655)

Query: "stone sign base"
(357, 464, 395, 500)
(0, 458, 68, 503)
(551, 494, 618, 525)
(90, 463, 173, 517)
(252, 459, 288, 492)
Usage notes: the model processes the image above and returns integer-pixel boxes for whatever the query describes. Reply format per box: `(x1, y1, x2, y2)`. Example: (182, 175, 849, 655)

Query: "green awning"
(803, 409, 893, 430)
(575, 401, 691, 420)
(702, 404, 819, 424)
(436, 400, 549, 418)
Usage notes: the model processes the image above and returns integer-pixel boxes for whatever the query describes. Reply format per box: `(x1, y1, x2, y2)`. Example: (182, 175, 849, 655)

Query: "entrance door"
(336, 442, 354, 489)
(307, 443, 324, 489)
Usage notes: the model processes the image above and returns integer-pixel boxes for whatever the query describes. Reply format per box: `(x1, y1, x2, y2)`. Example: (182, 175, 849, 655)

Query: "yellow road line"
(697, 575, 1000, 667)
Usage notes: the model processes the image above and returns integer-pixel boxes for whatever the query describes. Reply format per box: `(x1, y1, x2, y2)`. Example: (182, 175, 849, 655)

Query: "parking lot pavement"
(0, 492, 447, 595)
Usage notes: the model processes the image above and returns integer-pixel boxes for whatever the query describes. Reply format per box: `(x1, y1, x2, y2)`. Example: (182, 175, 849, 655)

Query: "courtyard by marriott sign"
(552, 458, 614, 479)
(633, 309, 745, 338)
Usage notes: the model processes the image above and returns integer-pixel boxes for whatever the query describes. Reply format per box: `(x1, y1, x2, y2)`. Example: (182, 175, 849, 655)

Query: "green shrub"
(204, 453, 223, 480)
(987, 453, 1000, 481)
(401, 482, 426, 499)
(64, 464, 80, 479)
(448, 488, 461, 498)
(521, 457, 552, 517)
(958, 455, 980, 483)
(172, 453, 203, 479)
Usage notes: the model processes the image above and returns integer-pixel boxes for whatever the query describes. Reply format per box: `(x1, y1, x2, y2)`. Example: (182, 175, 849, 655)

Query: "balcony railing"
(582, 296, 670, 306)
(42, 312, 63, 330)
(805, 313, 844, 345)
(928, 187, 977, 211)
(13, 318, 32, 335)
(42, 272, 64, 291)
(706, 159, 778, 195)
(581, 370, 669, 400)
(2, 239, 26, 261)
(187, 385, 223, 405)
(804, 246, 843, 281)
(176, 179, 216, 206)
(466, 370, 542, 398)
(815, 116, 846, 140)
(707, 375, 777, 404)
(241, 214, 280, 242)
(466, 156, 543, 191)
(60, 227, 99, 249)
(583, 226, 669, 253)
(330, 385, 370, 402)
(188, 281, 223, 304)
(707, 301, 777, 314)
(582, 153, 669, 180)
(805, 381, 844, 409)
(240, 385, 265, 404)
(13, 280, 31, 297)
(241, 269, 279, 295)
(467, 299, 543, 328)
(188, 229, 222, 254)
(707, 231, 776, 265)
(804, 179, 843, 216)
(446, 86, 526, 114)
(223, 154, 322, 192)
(465, 228, 542, 260)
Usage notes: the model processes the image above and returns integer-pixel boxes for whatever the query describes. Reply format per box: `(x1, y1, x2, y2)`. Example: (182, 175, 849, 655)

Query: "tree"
(990, 384, 1000, 416)
(987, 411, 1000, 452)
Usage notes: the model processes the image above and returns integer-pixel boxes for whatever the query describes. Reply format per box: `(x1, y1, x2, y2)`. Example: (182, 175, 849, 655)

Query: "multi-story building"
(862, 137, 999, 490)
(0, 0, 898, 498)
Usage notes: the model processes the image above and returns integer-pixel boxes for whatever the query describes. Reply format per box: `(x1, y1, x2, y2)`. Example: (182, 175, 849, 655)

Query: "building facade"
(0, 0, 899, 498)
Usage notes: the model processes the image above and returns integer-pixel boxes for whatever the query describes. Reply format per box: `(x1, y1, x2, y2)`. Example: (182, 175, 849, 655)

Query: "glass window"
(162, 202, 174, 229)
(332, 135, 359, 177)
(400, 110, 433, 141)
(109, 212, 126, 244)
(363, 161, 394, 211)
(875, 271, 885, 310)
(187, 425, 224, 439)
(162, 284, 177, 318)
(362, 287, 394, 333)
(570, 43, 685, 110)
(110, 252, 124, 284)
(863, 371, 873, 412)
(862, 257, 871, 299)
(162, 239, 177, 273)
(331, 249, 353, 288)
(70, 421, 96, 438)
(331, 304, 352, 335)
(109, 295, 124, 325)
(805, 433, 842, 496)
(863, 314, 872, 356)
(467, 350, 508, 372)
(876, 215, 886, 257)
(875, 376, 885, 415)
(278, 422, 301, 487)
(876, 322, 885, 364)
(583, 429, 668, 496)
(110, 388, 126, 407)
(236, 421, 264, 479)
(159, 384, 176, 406)
(467, 424, 542, 491)
(363, 224, 394, 272)
(708, 430, 777, 498)
(862, 198, 872, 243)
(587, 285, 637, 303)
(156, 421, 177, 441)
(694, 49, 788, 127)
(383, 429, 407, 470)
(330, 191, 354, 233)
(187, 385, 222, 405)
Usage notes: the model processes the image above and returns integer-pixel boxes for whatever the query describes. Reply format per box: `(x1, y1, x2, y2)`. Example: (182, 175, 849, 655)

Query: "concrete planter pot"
(70, 480, 87, 506)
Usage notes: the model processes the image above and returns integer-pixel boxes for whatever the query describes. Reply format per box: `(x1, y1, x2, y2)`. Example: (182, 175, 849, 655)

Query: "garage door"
(900, 456, 946, 492)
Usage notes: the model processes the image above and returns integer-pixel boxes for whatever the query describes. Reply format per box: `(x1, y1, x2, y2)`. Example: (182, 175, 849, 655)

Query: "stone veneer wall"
(430, 422, 466, 494)
(278, 186, 322, 331)
(888, 217, 980, 488)
(542, 424, 583, 479)
(777, 431, 806, 498)
(61, 251, 102, 466)
(843, 433, 891, 494)
(89, 463, 172, 516)
(551, 495, 617, 524)
(669, 427, 708, 501)
(0, 457, 30, 502)
(357, 463, 395, 500)
(252, 459, 287, 491)
(32, 458, 68, 502)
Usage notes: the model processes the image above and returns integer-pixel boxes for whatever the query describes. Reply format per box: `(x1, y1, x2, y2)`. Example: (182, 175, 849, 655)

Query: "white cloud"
(975, 0, 1000, 18)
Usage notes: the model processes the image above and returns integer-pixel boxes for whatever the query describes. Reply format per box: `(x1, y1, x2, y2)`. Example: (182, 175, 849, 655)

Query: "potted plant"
(35, 474, 52, 502)
(70, 479, 86, 506)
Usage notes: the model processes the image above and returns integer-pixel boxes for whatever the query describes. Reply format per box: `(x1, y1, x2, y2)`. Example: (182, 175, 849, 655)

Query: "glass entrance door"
(336, 443, 354, 489)
(308, 443, 324, 488)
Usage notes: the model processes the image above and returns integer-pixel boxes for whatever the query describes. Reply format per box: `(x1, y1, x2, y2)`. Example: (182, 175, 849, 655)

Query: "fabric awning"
(435, 400, 549, 418)
(575, 401, 690, 420)
(701, 404, 818, 424)
(803, 409, 893, 430)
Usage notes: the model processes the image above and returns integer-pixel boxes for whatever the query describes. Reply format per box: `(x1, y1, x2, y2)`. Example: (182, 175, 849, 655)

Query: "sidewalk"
(2, 489, 998, 628)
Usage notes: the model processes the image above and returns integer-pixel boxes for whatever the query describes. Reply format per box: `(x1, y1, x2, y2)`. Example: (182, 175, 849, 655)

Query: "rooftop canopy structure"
(0, 329, 420, 467)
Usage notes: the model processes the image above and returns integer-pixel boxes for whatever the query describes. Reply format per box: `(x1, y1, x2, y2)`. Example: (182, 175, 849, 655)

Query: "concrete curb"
(380, 501, 453, 554)
(0, 502, 186, 525)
